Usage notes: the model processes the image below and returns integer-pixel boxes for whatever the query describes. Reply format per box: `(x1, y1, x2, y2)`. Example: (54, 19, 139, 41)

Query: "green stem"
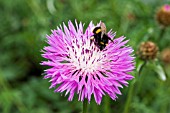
(123, 81, 135, 113)
(136, 61, 147, 95)
(83, 99, 88, 113)
(159, 27, 166, 39)
(160, 103, 167, 113)
(104, 96, 111, 113)
(92, 100, 98, 113)
(123, 60, 147, 113)
(138, 60, 147, 76)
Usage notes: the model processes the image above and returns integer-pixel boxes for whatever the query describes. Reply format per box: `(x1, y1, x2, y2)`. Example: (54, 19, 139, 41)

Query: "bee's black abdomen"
(99, 45, 106, 51)
(102, 34, 109, 44)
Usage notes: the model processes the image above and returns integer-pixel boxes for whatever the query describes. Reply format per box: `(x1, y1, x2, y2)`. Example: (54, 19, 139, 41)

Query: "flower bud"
(161, 48, 170, 64)
(156, 4, 170, 27)
(137, 41, 158, 60)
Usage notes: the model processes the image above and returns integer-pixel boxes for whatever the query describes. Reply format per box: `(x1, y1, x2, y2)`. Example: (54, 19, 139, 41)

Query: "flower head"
(41, 20, 135, 104)
(156, 4, 170, 27)
(137, 41, 158, 60)
(161, 48, 170, 64)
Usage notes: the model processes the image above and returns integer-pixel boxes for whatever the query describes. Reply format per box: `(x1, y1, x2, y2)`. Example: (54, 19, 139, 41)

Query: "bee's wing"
(100, 22, 107, 33)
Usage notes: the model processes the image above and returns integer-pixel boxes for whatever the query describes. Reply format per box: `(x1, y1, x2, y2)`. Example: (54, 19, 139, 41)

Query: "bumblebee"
(90, 22, 112, 50)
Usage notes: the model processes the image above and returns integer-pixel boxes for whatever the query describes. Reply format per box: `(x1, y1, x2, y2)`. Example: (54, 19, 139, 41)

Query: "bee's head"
(92, 27, 101, 35)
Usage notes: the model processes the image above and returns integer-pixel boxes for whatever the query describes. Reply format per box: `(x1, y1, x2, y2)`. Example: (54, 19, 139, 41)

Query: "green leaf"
(148, 60, 166, 81)
(154, 64, 166, 81)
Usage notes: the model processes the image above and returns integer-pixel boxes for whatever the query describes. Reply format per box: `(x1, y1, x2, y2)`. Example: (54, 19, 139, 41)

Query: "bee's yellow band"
(95, 29, 101, 34)
(100, 42, 104, 45)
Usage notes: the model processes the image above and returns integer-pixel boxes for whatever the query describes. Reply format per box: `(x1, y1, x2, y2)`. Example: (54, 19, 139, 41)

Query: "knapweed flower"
(41, 20, 135, 104)
(137, 41, 158, 60)
(156, 4, 170, 27)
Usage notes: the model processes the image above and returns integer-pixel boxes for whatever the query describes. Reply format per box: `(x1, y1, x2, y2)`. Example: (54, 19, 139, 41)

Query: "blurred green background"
(0, 0, 170, 113)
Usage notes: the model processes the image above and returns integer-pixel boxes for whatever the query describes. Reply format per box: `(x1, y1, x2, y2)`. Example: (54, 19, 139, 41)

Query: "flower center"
(68, 38, 106, 73)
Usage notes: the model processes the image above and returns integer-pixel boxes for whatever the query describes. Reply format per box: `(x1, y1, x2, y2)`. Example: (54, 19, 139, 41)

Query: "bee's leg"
(90, 36, 94, 40)
(90, 36, 94, 45)
(108, 37, 113, 42)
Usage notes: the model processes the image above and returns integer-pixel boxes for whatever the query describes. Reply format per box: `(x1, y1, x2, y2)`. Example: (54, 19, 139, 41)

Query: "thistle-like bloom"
(156, 4, 170, 26)
(137, 41, 158, 60)
(41, 20, 134, 104)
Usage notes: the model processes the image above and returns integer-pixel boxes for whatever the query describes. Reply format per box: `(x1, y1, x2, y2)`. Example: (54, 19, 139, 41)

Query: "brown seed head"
(137, 41, 158, 60)
(156, 4, 170, 27)
(161, 48, 170, 64)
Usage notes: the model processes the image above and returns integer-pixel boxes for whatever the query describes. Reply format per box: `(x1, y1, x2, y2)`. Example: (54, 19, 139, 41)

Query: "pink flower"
(163, 4, 170, 12)
(41, 20, 135, 104)
(156, 4, 170, 26)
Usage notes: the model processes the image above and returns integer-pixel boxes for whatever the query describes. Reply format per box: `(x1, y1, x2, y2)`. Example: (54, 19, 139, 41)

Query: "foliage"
(0, 0, 170, 113)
